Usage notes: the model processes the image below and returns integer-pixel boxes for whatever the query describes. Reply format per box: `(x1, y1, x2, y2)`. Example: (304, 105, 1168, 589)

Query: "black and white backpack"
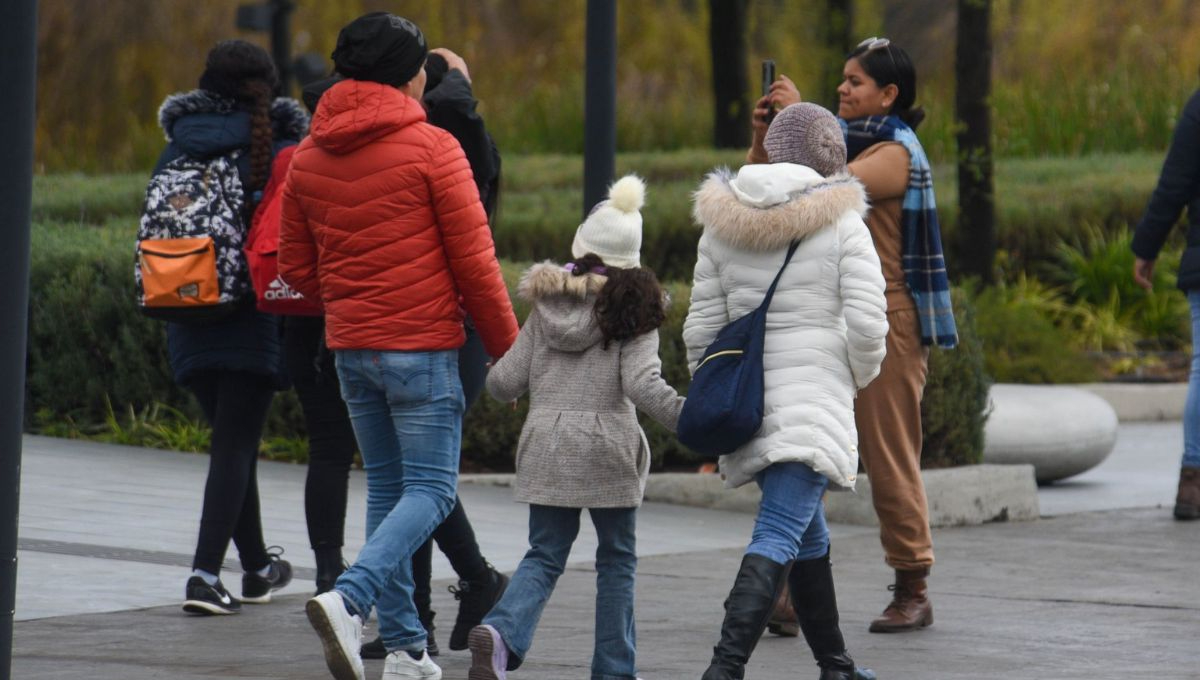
(134, 150, 251, 322)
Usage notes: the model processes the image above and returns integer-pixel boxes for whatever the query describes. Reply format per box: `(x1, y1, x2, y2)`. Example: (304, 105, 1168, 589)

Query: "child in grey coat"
(468, 175, 684, 680)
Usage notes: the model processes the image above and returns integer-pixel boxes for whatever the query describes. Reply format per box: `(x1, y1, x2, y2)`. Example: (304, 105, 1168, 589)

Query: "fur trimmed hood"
(158, 89, 309, 143)
(692, 164, 868, 252)
(517, 262, 607, 353)
(517, 261, 608, 301)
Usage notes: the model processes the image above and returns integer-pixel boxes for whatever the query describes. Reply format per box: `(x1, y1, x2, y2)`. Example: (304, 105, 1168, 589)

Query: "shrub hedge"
(27, 221, 989, 469)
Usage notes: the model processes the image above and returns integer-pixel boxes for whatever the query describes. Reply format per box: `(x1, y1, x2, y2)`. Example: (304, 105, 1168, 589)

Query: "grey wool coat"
(485, 263, 685, 508)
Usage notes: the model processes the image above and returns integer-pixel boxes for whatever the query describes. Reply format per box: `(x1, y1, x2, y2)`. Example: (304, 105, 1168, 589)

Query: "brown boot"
(766, 574, 799, 637)
(1175, 467, 1200, 520)
(868, 568, 933, 633)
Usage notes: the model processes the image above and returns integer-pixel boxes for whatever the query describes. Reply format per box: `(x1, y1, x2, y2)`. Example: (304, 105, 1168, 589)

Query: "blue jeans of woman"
(332, 349, 464, 652)
(1185, 291, 1200, 469)
(483, 504, 639, 680)
(747, 462, 831, 564)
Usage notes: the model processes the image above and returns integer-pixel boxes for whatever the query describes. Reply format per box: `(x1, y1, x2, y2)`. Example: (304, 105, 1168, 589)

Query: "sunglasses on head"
(856, 36, 900, 82)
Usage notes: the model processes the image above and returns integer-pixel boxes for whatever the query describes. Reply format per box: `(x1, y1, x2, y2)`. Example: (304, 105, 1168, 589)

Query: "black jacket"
(153, 90, 308, 388)
(1133, 89, 1200, 291)
(423, 69, 501, 223)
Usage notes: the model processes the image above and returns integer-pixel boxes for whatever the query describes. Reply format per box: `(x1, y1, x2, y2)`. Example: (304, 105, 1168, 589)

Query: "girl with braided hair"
(151, 39, 309, 615)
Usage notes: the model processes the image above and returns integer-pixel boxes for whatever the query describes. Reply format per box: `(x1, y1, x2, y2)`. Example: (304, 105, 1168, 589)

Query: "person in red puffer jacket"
(278, 13, 517, 680)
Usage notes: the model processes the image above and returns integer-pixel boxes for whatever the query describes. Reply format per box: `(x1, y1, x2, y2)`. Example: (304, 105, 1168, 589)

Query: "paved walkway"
(11, 424, 1200, 679)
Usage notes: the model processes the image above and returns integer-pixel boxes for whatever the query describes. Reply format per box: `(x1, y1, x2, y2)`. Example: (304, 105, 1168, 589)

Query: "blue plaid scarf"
(842, 115, 958, 348)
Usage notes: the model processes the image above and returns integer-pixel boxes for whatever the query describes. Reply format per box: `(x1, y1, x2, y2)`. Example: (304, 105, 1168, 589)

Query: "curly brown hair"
(569, 254, 667, 349)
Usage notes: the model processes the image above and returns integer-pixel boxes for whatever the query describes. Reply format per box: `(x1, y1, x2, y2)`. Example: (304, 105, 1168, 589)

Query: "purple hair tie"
(563, 263, 607, 275)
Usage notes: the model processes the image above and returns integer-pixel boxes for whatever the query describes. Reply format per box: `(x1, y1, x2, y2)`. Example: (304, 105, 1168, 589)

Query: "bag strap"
(758, 240, 801, 311)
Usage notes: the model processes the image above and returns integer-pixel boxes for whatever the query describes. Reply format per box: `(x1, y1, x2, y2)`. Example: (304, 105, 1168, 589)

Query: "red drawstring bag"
(244, 145, 323, 316)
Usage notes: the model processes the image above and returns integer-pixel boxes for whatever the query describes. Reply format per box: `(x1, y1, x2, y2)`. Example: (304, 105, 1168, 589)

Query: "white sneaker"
(383, 650, 442, 679)
(306, 591, 365, 680)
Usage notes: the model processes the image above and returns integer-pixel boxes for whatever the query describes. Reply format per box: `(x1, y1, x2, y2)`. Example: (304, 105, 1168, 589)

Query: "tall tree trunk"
(709, 0, 749, 148)
(819, 0, 853, 111)
(955, 0, 995, 284)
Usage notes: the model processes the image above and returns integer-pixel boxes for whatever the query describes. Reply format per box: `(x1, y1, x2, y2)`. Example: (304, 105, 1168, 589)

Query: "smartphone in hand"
(761, 59, 776, 123)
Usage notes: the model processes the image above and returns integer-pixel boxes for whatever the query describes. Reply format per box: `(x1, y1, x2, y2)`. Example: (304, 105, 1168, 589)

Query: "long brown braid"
(241, 78, 274, 209)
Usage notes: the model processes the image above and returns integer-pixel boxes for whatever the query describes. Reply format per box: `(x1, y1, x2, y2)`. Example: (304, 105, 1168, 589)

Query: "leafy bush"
(921, 289, 992, 469)
(968, 278, 1099, 384)
(1047, 224, 1188, 350)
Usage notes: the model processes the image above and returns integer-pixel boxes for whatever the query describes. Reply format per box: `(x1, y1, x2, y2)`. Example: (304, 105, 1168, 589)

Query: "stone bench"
(982, 383, 1118, 484)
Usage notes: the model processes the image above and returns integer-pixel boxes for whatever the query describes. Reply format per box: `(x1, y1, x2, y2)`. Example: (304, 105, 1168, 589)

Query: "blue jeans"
(747, 462, 831, 564)
(332, 349, 464, 652)
(484, 504, 639, 680)
(1186, 292, 1200, 469)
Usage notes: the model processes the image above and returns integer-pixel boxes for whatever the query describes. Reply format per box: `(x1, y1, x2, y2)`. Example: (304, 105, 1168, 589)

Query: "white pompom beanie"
(571, 174, 646, 269)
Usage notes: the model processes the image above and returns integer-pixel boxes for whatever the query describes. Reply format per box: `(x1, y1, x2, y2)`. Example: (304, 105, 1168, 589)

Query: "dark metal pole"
(583, 0, 617, 216)
(270, 0, 295, 96)
(0, 0, 36, 676)
(955, 0, 995, 284)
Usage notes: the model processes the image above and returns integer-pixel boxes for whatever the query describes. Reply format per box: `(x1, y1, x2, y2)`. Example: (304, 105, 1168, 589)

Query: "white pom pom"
(606, 174, 646, 214)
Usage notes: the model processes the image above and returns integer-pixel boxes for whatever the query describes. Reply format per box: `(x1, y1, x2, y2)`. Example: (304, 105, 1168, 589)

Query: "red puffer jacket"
(278, 79, 517, 357)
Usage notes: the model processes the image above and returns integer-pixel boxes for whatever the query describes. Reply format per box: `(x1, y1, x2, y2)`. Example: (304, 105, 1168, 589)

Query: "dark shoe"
(818, 666, 877, 680)
(701, 553, 791, 680)
(869, 568, 933, 633)
(361, 636, 387, 660)
(363, 612, 438, 659)
(242, 547, 294, 604)
(766, 575, 799, 637)
(1174, 467, 1200, 520)
(789, 551, 875, 679)
(182, 576, 241, 615)
(449, 566, 509, 651)
(314, 546, 347, 595)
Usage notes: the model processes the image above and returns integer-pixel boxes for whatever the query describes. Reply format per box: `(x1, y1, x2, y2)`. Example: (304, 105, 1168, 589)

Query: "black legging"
(188, 369, 276, 575)
(285, 316, 357, 551)
(286, 316, 491, 595)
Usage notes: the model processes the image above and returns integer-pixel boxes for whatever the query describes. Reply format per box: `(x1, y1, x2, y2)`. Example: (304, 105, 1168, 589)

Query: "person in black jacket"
(294, 48, 508, 659)
(153, 39, 308, 616)
(1132, 87, 1200, 521)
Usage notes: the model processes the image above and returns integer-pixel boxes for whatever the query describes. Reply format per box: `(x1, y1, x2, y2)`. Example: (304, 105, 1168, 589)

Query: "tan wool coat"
(485, 263, 685, 508)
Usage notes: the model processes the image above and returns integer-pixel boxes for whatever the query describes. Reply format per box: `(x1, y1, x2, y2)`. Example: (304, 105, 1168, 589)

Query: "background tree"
(709, 0, 749, 148)
(955, 0, 995, 284)
(817, 0, 853, 110)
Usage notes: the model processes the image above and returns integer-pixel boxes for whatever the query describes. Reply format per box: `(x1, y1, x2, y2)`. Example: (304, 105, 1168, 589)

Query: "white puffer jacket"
(684, 164, 888, 490)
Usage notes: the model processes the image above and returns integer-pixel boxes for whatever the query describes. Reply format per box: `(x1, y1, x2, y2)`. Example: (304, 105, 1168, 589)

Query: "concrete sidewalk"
(11, 426, 1200, 679)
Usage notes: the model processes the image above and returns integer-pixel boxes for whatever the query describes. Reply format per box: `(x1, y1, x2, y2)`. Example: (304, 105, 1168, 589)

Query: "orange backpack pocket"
(137, 237, 221, 308)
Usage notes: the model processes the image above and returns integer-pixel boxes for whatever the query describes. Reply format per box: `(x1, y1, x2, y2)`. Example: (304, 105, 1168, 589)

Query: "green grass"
(32, 149, 1170, 283)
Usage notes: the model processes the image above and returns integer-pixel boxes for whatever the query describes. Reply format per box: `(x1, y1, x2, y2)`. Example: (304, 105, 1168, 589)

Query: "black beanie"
(332, 12, 427, 88)
(301, 75, 342, 114)
(198, 39, 278, 101)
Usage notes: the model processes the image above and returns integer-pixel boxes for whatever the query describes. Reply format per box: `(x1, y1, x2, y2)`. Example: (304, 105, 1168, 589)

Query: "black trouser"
(411, 321, 493, 609)
(188, 369, 276, 576)
(284, 316, 357, 551)
(286, 315, 491, 597)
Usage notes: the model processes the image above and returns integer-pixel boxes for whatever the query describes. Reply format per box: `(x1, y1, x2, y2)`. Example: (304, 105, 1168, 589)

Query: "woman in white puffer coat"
(686, 103, 886, 680)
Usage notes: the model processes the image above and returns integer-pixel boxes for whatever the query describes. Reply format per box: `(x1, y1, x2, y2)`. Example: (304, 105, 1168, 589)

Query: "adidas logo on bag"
(264, 276, 304, 301)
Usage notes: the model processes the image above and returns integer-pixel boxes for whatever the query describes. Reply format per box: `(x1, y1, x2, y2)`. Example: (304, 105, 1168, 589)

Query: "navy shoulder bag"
(677, 241, 800, 459)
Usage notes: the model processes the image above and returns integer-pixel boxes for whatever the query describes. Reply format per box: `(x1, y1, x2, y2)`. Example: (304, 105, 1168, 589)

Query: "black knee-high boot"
(790, 550, 876, 680)
(701, 554, 792, 680)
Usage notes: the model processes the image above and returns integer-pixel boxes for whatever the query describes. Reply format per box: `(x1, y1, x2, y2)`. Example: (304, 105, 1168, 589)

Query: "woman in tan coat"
(751, 38, 959, 635)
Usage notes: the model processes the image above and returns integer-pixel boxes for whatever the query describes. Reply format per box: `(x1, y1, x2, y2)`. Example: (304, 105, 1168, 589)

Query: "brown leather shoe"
(1175, 467, 1200, 520)
(868, 568, 933, 633)
(766, 576, 799, 636)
